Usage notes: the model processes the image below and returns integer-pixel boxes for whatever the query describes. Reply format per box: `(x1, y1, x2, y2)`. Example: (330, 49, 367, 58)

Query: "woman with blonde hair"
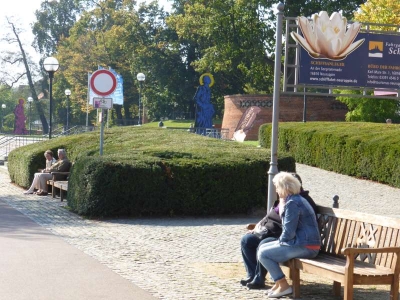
(257, 172, 320, 298)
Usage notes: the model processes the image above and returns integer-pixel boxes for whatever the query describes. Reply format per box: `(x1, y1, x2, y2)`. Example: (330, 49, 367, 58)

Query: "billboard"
(299, 33, 400, 89)
(291, 11, 400, 90)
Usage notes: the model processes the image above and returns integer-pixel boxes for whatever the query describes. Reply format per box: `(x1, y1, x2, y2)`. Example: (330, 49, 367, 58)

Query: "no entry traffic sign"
(90, 69, 117, 97)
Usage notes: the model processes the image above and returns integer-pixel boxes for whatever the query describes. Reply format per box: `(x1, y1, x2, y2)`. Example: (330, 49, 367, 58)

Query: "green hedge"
(8, 127, 295, 217)
(259, 122, 400, 188)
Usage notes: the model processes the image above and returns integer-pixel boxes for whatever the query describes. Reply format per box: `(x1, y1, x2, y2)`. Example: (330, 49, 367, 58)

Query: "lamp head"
(27, 97, 33, 103)
(65, 89, 71, 96)
(136, 73, 145, 82)
(43, 57, 60, 73)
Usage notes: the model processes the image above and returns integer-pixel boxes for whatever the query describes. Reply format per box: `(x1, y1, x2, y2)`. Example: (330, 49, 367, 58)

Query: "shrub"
(259, 122, 400, 188)
(9, 127, 295, 217)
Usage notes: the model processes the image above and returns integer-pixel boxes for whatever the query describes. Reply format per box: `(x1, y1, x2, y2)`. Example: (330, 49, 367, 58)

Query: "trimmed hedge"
(8, 127, 295, 217)
(259, 122, 400, 188)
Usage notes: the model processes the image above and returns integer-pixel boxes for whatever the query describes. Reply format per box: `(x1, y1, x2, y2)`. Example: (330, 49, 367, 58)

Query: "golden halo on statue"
(199, 73, 214, 87)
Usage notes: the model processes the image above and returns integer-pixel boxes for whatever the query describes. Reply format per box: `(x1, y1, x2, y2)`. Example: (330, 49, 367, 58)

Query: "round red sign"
(90, 69, 117, 97)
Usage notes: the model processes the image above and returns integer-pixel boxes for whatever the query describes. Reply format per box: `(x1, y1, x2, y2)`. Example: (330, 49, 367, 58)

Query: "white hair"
(273, 171, 301, 198)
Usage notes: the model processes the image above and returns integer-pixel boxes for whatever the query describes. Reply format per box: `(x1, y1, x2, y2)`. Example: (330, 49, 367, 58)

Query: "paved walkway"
(0, 164, 399, 299)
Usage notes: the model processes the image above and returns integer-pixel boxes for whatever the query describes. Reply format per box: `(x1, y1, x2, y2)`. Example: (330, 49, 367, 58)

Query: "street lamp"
(136, 73, 145, 125)
(64, 89, 71, 133)
(1, 104, 6, 133)
(43, 57, 59, 139)
(27, 97, 33, 135)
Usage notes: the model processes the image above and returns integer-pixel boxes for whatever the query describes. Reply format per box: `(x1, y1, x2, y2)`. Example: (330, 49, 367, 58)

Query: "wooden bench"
(47, 171, 71, 201)
(284, 205, 400, 300)
(52, 180, 68, 202)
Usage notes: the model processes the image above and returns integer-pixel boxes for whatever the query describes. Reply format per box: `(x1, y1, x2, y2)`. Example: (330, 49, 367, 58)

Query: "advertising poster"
(291, 11, 400, 90)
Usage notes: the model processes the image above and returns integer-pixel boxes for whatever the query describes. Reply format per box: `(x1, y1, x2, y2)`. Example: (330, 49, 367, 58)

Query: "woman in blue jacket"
(258, 172, 320, 298)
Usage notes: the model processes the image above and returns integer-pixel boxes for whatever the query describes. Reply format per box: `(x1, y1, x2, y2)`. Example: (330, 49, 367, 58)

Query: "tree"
(354, 0, 400, 30)
(0, 19, 49, 133)
(336, 90, 400, 122)
(32, 0, 82, 56)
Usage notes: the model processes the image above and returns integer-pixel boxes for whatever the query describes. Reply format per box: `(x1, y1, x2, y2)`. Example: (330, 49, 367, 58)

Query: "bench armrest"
(341, 247, 400, 255)
(50, 172, 70, 181)
(246, 223, 256, 230)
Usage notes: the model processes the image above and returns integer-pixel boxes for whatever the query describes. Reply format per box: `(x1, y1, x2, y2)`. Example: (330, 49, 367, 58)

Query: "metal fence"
(167, 127, 230, 140)
(0, 135, 47, 158)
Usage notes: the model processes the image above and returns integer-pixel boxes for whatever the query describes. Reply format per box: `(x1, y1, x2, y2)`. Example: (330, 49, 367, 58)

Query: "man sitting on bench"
(35, 149, 71, 196)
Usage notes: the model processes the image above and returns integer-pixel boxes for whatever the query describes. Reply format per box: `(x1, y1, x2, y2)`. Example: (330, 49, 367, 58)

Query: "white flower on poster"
(291, 11, 365, 60)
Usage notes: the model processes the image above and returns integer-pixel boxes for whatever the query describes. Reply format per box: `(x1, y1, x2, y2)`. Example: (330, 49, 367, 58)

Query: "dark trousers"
(240, 234, 277, 284)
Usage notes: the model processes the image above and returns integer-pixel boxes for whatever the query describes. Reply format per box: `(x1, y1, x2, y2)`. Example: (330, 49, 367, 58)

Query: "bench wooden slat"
(287, 205, 400, 300)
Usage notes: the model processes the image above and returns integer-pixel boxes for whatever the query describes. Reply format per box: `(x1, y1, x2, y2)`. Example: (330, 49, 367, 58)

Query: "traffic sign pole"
(90, 69, 117, 156)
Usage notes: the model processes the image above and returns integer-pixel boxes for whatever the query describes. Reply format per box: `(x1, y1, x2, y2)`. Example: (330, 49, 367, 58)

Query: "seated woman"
(23, 150, 56, 194)
(257, 172, 320, 298)
(240, 173, 318, 290)
(35, 149, 71, 196)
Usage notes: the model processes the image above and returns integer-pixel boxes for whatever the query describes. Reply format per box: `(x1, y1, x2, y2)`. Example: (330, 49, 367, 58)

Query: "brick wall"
(221, 94, 348, 140)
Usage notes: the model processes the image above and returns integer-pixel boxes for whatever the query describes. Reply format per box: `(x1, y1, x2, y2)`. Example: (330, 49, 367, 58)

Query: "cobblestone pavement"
(0, 164, 399, 299)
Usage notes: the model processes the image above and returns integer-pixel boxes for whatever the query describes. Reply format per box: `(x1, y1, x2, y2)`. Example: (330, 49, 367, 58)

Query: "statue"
(194, 73, 215, 129)
(14, 98, 27, 135)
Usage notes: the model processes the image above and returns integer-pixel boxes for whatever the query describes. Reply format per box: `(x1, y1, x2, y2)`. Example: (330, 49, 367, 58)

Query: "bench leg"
(51, 183, 56, 198)
(389, 274, 399, 300)
(60, 189, 64, 202)
(343, 284, 353, 300)
(333, 281, 341, 297)
(288, 259, 300, 298)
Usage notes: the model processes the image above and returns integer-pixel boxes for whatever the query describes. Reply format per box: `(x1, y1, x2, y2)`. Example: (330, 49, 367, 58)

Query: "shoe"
(240, 277, 253, 286)
(265, 288, 274, 295)
(246, 281, 266, 289)
(36, 191, 48, 196)
(268, 287, 293, 298)
(23, 191, 34, 194)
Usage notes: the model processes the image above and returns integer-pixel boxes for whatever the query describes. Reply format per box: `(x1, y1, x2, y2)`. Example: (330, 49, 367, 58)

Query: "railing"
(166, 127, 230, 140)
(0, 135, 47, 158)
(51, 125, 97, 137)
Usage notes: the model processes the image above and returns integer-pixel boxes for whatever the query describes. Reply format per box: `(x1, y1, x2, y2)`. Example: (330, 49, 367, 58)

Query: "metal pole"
(29, 102, 32, 135)
(303, 86, 307, 122)
(86, 72, 90, 129)
(267, 2, 285, 211)
(100, 109, 104, 155)
(66, 95, 69, 131)
(138, 82, 142, 125)
(49, 73, 54, 139)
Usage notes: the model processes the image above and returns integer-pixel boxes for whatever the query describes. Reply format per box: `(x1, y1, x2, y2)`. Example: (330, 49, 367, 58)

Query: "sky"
(0, 0, 172, 85)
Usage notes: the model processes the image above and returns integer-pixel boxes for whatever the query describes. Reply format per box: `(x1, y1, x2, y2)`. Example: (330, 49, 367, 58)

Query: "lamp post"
(1, 104, 6, 133)
(64, 89, 71, 133)
(27, 97, 33, 135)
(136, 73, 145, 125)
(43, 57, 59, 139)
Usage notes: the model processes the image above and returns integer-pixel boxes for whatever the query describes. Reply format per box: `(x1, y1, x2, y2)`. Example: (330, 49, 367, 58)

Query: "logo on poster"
(369, 41, 383, 58)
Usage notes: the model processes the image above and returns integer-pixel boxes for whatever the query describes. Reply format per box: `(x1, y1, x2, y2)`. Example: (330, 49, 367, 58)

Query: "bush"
(259, 122, 400, 188)
(8, 127, 295, 217)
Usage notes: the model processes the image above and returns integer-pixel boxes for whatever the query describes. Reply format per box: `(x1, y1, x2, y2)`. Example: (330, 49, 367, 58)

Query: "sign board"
(93, 97, 113, 109)
(90, 69, 117, 97)
(299, 33, 400, 89)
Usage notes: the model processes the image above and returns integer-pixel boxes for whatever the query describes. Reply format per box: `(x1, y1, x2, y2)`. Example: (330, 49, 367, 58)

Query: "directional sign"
(90, 69, 117, 96)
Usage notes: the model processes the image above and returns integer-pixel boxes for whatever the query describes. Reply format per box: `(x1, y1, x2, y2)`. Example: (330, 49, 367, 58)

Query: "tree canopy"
(2, 0, 375, 128)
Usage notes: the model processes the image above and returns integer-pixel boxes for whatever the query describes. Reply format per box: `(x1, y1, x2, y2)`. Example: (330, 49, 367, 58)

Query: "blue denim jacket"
(279, 194, 321, 247)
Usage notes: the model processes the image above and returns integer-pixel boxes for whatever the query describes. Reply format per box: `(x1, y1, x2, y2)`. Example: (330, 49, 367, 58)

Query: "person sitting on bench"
(240, 173, 317, 290)
(257, 172, 320, 298)
(35, 149, 71, 196)
(24, 150, 56, 194)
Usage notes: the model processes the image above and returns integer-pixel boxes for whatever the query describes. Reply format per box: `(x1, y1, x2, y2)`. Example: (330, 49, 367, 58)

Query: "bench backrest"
(316, 205, 400, 269)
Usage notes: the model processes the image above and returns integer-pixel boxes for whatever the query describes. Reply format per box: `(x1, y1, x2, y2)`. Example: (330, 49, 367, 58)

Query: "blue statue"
(194, 73, 215, 128)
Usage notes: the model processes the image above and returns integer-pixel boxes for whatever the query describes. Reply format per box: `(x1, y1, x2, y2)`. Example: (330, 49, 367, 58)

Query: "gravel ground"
(0, 163, 398, 299)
